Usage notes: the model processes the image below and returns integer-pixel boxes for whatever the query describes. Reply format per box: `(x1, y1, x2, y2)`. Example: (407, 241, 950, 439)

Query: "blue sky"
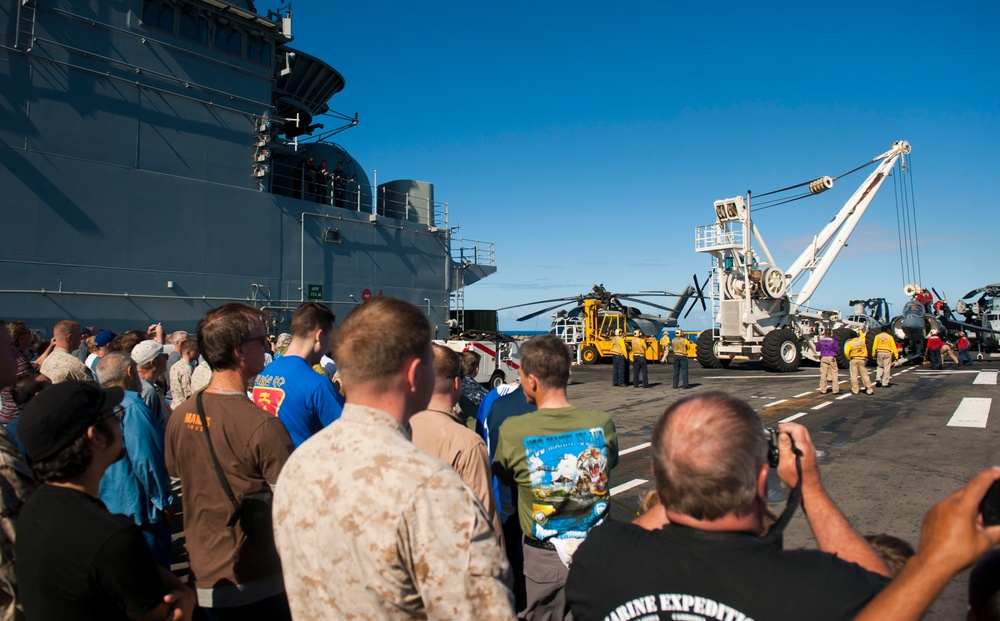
(273, 1, 999, 332)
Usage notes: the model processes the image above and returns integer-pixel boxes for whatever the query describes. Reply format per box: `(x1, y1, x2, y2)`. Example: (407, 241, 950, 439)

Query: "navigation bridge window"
(215, 24, 242, 56)
(179, 10, 208, 44)
(139, 0, 270, 67)
(141, 1, 174, 32)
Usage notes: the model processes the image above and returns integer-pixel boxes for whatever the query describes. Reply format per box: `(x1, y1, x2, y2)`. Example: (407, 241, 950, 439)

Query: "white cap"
(131, 340, 165, 366)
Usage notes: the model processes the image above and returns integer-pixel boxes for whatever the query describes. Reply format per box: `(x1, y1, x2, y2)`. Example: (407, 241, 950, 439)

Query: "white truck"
(694, 140, 911, 372)
(435, 337, 522, 387)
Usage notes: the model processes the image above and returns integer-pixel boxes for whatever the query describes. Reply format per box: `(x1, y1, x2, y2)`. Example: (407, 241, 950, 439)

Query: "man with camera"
(566, 391, 890, 621)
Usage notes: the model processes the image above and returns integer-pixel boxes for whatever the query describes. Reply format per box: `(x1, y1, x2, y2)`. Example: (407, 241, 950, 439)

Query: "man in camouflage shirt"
(273, 298, 514, 619)
(38, 321, 94, 384)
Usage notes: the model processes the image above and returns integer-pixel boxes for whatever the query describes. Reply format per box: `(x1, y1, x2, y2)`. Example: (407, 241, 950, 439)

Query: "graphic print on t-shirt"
(251, 386, 285, 416)
(524, 427, 609, 540)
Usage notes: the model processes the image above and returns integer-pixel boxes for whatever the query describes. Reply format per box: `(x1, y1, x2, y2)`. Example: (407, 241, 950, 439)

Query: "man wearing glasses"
(16, 381, 194, 620)
(166, 304, 294, 620)
(96, 351, 174, 568)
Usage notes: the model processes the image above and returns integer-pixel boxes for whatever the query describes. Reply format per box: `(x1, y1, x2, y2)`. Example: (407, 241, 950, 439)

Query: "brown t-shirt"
(165, 392, 293, 606)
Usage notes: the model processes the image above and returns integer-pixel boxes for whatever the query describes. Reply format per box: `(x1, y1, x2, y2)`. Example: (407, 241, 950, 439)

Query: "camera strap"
(196, 391, 242, 523)
(761, 449, 803, 546)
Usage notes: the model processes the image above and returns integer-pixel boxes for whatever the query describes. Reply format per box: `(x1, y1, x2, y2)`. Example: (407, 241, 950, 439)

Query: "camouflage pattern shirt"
(273, 403, 514, 620)
(38, 348, 94, 384)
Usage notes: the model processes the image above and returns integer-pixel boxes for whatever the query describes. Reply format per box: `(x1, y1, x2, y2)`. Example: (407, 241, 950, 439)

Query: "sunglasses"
(242, 334, 269, 346)
(101, 405, 125, 424)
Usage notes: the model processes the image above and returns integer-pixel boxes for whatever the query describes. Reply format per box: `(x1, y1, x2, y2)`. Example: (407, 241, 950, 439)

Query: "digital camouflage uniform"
(273, 403, 514, 620)
(0, 426, 36, 621)
(38, 348, 94, 384)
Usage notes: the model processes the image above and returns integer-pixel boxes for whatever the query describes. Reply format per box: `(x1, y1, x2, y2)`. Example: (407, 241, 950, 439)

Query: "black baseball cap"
(19, 381, 124, 462)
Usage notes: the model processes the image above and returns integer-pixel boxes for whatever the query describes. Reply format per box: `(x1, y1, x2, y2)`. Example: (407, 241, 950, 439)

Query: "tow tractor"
(695, 140, 911, 372)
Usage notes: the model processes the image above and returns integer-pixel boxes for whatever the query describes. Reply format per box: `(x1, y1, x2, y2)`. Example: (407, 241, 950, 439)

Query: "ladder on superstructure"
(450, 262, 466, 333)
(16, 0, 37, 52)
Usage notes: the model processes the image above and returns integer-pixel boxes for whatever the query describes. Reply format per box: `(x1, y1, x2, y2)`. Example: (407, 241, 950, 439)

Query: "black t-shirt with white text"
(566, 519, 888, 621)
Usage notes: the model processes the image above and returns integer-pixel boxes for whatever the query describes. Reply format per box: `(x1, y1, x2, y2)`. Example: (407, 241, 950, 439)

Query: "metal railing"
(451, 237, 496, 268)
(265, 161, 452, 226)
(695, 223, 743, 253)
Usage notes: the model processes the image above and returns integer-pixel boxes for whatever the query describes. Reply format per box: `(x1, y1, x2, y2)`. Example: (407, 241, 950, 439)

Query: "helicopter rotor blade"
(616, 297, 676, 313)
(497, 296, 577, 312)
(694, 273, 708, 311)
(515, 301, 574, 322)
(683, 273, 710, 319)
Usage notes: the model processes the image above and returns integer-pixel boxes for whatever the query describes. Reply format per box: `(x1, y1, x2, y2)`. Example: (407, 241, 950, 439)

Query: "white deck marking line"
(919, 370, 981, 374)
(811, 402, 832, 411)
(780, 412, 808, 423)
(947, 398, 992, 428)
(704, 375, 822, 379)
(836, 394, 851, 400)
(764, 399, 787, 408)
(620, 442, 651, 456)
(794, 391, 813, 398)
(974, 371, 998, 386)
(611, 479, 648, 496)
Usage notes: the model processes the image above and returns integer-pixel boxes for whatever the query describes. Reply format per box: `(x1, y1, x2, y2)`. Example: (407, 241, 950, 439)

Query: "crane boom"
(788, 140, 911, 311)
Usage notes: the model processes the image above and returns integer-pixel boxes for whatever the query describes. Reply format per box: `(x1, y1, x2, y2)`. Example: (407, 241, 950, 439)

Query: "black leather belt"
(524, 537, 555, 550)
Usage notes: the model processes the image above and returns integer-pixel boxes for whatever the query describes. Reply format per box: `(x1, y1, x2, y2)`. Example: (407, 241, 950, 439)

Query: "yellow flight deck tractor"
(567, 299, 662, 365)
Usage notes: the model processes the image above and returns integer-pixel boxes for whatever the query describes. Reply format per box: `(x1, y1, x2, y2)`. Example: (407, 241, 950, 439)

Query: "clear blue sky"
(272, 1, 999, 332)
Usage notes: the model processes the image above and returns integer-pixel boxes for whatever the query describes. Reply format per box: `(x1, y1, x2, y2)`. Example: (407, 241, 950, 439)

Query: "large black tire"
(489, 371, 505, 389)
(832, 327, 856, 369)
(761, 329, 802, 372)
(580, 345, 600, 365)
(696, 329, 731, 369)
(865, 329, 879, 365)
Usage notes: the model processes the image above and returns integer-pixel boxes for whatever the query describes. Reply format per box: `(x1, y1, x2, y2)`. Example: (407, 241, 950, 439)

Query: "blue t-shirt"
(252, 355, 344, 447)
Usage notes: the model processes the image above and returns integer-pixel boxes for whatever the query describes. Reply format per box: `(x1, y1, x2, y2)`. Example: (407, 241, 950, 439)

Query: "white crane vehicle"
(694, 140, 912, 372)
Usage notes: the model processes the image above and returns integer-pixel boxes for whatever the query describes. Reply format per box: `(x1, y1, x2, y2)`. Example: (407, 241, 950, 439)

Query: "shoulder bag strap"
(196, 391, 241, 513)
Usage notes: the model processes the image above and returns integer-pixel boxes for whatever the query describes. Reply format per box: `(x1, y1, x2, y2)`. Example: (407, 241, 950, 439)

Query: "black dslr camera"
(765, 426, 780, 468)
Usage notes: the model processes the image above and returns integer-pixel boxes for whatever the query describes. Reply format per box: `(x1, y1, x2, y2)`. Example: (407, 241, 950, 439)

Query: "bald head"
(652, 392, 767, 521)
(53, 320, 81, 350)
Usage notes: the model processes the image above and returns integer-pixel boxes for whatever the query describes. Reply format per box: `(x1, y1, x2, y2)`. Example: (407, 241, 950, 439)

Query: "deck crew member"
(958, 332, 974, 365)
(871, 325, 899, 388)
(845, 331, 874, 395)
(925, 330, 944, 369)
(610, 329, 628, 387)
(630, 329, 649, 388)
(816, 329, 841, 394)
(671, 329, 690, 389)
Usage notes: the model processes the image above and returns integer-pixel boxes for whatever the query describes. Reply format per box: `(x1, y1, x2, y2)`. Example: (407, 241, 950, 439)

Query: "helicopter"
(499, 280, 708, 364)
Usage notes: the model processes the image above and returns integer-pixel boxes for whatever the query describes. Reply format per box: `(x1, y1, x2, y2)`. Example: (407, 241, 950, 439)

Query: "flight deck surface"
(568, 358, 1000, 619)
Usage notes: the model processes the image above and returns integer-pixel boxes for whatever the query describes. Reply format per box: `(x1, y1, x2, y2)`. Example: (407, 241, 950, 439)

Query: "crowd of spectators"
(0, 303, 999, 620)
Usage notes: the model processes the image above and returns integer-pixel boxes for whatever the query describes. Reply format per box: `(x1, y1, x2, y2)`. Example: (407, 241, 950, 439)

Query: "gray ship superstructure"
(0, 0, 495, 334)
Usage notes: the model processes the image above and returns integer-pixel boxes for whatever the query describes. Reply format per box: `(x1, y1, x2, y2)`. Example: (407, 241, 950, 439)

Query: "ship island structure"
(0, 0, 496, 335)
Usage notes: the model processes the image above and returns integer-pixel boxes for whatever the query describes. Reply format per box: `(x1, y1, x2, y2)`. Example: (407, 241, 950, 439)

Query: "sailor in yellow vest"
(630, 329, 649, 388)
(609, 329, 628, 387)
(870, 325, 899, 388)
(671, 329, 690, 389)
(844, 331, 874, 395)
(658, 331, 672, 364)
